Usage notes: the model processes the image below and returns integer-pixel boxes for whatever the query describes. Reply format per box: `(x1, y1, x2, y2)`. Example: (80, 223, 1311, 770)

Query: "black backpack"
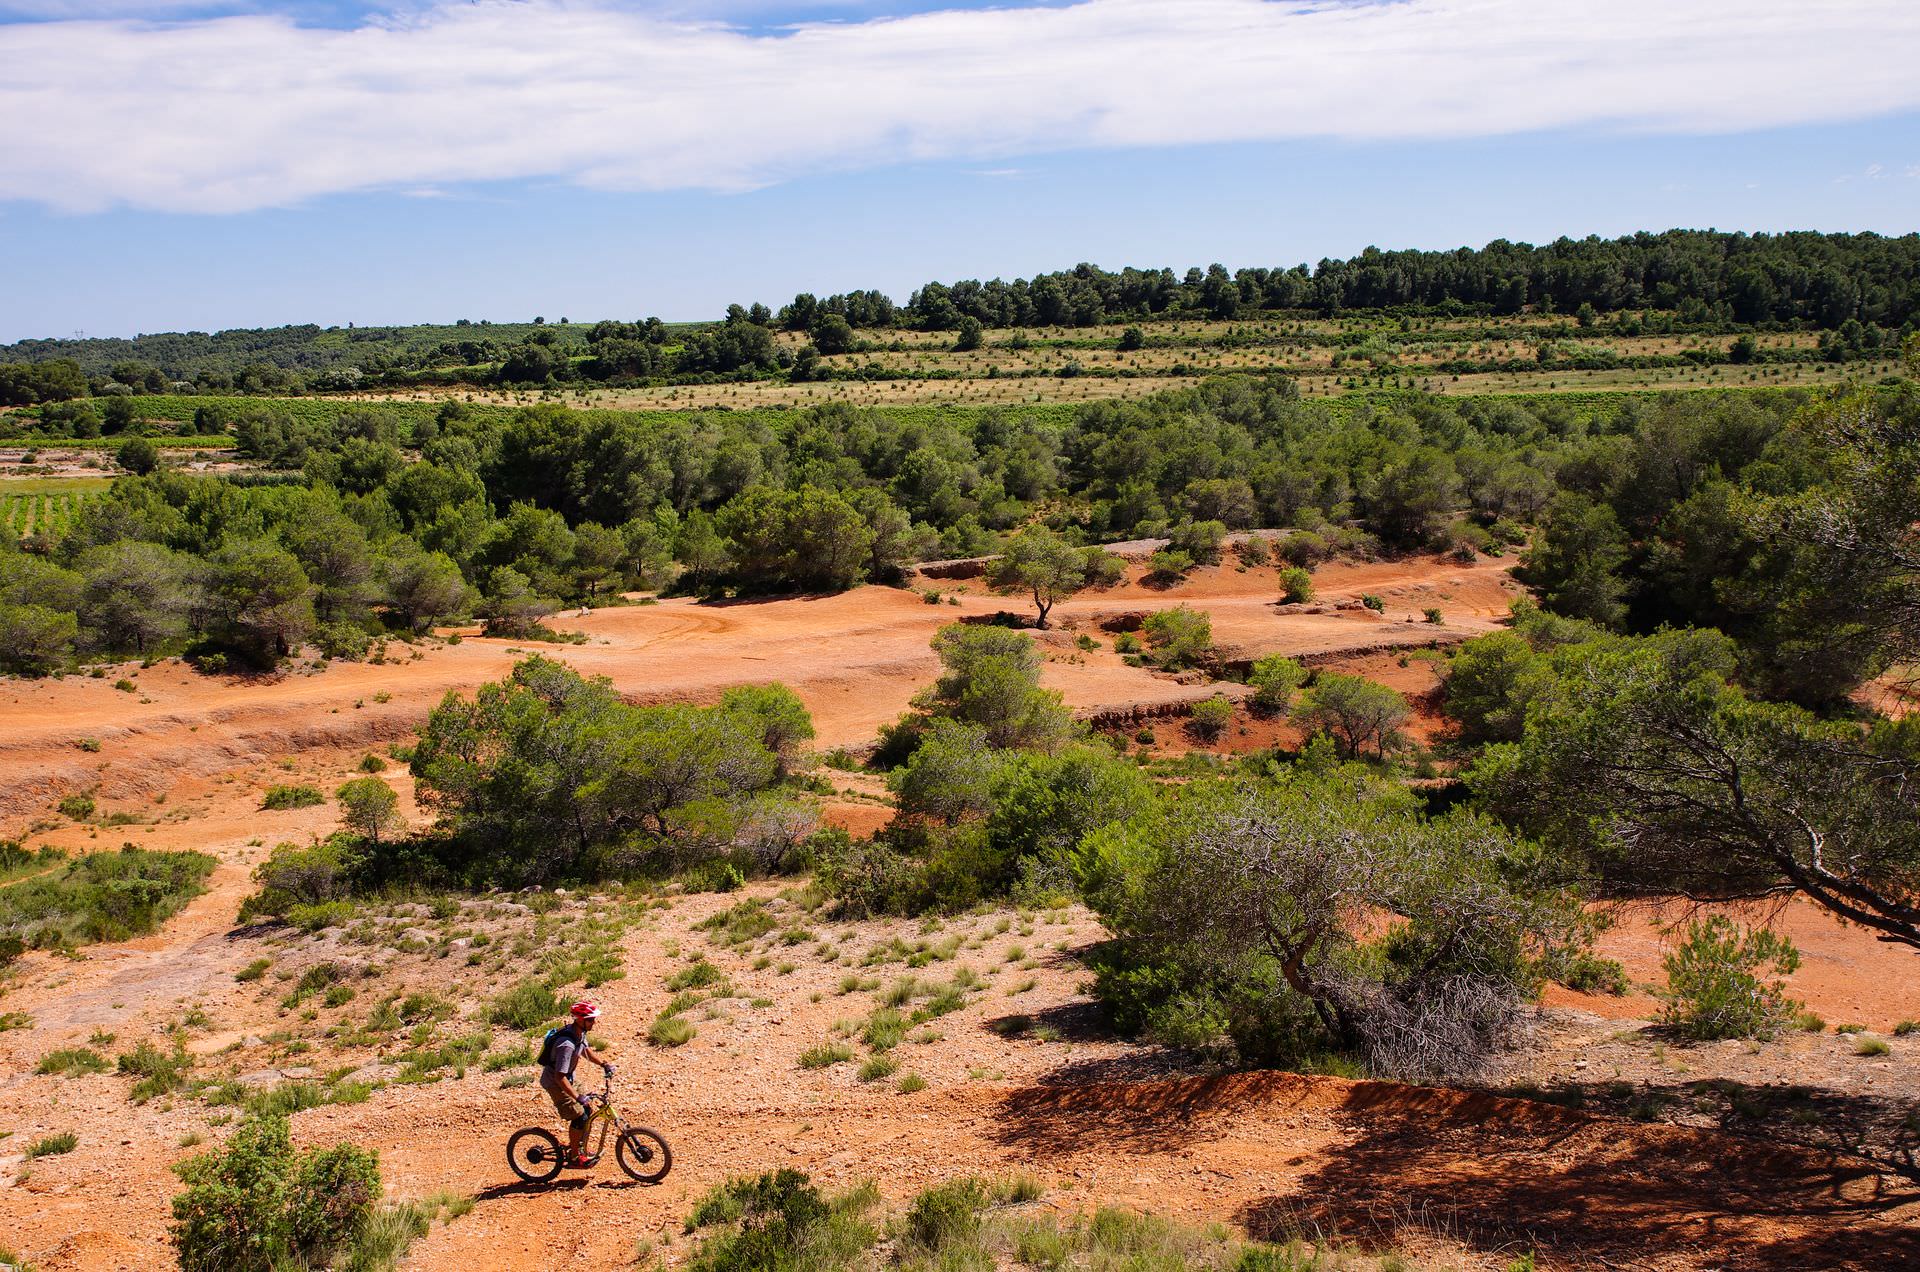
(536, 1025, 572, 1068)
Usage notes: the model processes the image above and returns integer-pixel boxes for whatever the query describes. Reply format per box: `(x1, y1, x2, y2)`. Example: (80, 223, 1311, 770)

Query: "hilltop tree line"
(874, 231, 1920, 329)
(4, 231, 1916, 398)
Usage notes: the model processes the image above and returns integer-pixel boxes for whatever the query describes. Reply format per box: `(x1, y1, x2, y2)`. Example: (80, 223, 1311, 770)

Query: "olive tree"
(1078, 778, 1574, 1080)
(987, 525, 1122, 627)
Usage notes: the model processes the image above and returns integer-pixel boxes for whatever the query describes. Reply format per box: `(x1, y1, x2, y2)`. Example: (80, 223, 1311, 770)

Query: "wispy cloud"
(3, 0, 1917, 214)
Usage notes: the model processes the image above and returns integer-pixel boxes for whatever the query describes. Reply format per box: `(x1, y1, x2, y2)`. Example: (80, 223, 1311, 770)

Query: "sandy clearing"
(0, 554, 1515, 830)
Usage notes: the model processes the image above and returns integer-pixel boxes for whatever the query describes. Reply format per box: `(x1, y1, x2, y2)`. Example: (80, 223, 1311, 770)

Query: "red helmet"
(570, 1001, 600, 1021)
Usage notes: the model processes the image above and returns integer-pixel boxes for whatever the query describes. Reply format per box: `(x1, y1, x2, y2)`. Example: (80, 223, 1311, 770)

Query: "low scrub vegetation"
(168, 1113, 465, 1272)
(680, 1167, 1357, 1272)
(1, 845, 214, 951)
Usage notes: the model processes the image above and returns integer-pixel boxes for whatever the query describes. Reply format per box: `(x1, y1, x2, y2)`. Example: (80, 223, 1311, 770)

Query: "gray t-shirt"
(540, 1027, 584, 1091)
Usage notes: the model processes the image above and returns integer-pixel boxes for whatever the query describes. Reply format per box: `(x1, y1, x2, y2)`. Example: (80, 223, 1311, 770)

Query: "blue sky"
(2, 0, 1917, 342)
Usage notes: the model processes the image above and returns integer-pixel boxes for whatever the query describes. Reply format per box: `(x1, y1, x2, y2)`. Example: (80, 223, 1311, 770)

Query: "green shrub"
(1659, 917, 1803, 1041)
(666, 959, 724, 991)
(1141, 606, 1213, 670)
(1146, 548, 1193, 583)
(683, 1169, 877, 1272)
(1360, 593, 1385, 612)
(862, 1008, 907, 1052)
(649, 1015, 697, 1048)
(905, 1176, 987, 1251)
(287, 1143, 381, 1257)
(1424, 607, 1444, 624)
(261, 785, 324, 811)
(1187, 696, 1234, 742)
(896, 1073, 928, 1094)
(236, 957, 271, 982)
(1555, 950, 1630, 996)
(119, 1039, 193, 1101)
(36, 1047, 110, 1076)
(170, 1114, 381, 1272)
(1278, 567, 1314, 604)
(798, 1040, 853, 1069)
(857, 1055, 898, 1083)
(1856, 1036, 1891, 1057)
(57, 793, 95, 821)
(357, 753, 387, 773)
(1246, 655, 1305, 716)
(1896, 1020, 1918, 1037)
(25, 1131, 78, 1159)
(487, 979, 560, 1030)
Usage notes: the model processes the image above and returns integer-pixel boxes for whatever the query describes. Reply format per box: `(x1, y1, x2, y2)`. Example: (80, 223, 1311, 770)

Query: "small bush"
(1424, 607, 1444, 624)
(649, 1015, 697, 1048)
(246, 1082, 326, 1118)
(261, 785, 324, 811)
(25, 1131, 78, 1159)
(487, 979, 561, 1030)
(896, 1073, 928, 1094)
(857, 1055, 898, 1083)
(170, 1113, 381, 1272)
(666, 959, 724, 991)
(1247, 654, 1305, 716)
(862, 1008, 907, 1052)
(236, 957, 272, 983)
(1556, 950, 1630, 996)
(37, 1046, 110, 1076)
(1187, 696, 1233, 742)
(1146, 548, 1194, 583)
(1660, 917, 1802, 1041)
(1856, 1036, 1891, 1057)
(357, 754, 387, 773)
(1141, 605, 1213, 670)
(1277, 567, 1314, 604)
(1360, 593, 1385, 612)
(798, 1040, 854, 1069)
(58, 793, 95, 821)
(1896, 1020, 1918, 1036)
(119, 1039, 193, 1101)
(905, 1176, 987, 1251)
(683, 1169, 877, 1272)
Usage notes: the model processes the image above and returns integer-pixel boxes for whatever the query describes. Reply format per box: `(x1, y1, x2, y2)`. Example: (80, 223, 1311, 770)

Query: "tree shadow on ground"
(1254, 1080, 1920, 1271)
(1494, 1072, 1920, 1185)
(989, 1069, 1336, 1155)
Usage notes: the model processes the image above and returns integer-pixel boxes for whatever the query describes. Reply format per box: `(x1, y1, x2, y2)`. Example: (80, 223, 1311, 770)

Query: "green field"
(0, 476, 111, 537)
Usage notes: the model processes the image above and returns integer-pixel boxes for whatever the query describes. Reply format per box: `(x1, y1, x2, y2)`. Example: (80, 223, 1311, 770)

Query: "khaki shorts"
(547, 1085, 589, 1129)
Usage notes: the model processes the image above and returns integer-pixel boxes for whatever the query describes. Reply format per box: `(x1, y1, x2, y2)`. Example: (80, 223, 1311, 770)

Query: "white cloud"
(4, 0, 1918, 213)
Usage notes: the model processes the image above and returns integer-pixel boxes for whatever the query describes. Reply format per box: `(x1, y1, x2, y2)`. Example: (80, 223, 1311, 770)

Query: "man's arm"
(580, 1042, 612, 1073)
